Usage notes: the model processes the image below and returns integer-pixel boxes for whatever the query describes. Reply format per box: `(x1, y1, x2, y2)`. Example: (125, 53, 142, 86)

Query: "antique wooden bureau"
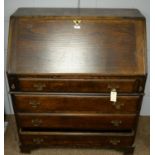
(6, 8, 147, 154)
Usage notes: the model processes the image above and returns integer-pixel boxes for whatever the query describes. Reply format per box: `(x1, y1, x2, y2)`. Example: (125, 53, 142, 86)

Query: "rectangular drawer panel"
(10, 78, 140, 93)
(20, 131, 134, 147)
(13, 95, 141, 114)
(17, 114, 136, 130)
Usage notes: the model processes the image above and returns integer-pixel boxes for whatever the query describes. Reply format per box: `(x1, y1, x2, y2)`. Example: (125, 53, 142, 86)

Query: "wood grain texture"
(20, 131, 134, 147)
(10, 78, 141, 93)
(5, 115, 149, 155)
(13, 94, 141, 114)
(12, 8, 144, 19)
(6, 8, 147, 154)
(17, 114, 136, 130)
(7, 13, 146, 75)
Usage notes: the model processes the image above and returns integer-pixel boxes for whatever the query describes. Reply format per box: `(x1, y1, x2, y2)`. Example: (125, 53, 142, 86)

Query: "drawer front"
(17, 114, 136, 130)
(13, 95, 141, 114)
(20, 131, 134, 147)
(10, 78, 141, 93)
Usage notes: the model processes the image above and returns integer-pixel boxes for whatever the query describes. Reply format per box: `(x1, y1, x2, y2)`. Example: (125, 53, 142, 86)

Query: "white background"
(4, 0, 150, 115)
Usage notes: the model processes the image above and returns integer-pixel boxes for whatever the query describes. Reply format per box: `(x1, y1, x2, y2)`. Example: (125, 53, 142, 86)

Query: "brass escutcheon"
(11, 84, 15, 90)
(73, 20, 81, 25)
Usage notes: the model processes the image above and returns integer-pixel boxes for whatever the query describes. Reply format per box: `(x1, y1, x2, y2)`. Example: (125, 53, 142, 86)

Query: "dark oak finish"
(12, 8, 144, 18)
(20, 131, 134, 147)
(6, 8, 147, 155)
(13, 94, 141, 114)
(10, 78, 141, 93)
(7, 10, 146, 75)
(17, 114, 136, 130)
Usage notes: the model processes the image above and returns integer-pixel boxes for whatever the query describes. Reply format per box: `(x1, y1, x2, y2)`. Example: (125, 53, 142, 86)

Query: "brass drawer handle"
(114, 103, 124, 110)
(111, 120, 122, 127)
(33, 138, 44, 144)
(110, 140, 120, 145)
(33, 83, 46, 91)
(29, 100, 40, 108)
(108, 85, 119, 89)
(31, 119, 42, 127)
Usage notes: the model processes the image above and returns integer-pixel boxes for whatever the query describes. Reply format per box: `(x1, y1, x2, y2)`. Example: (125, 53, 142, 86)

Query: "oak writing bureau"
(6, 8, 147, 155)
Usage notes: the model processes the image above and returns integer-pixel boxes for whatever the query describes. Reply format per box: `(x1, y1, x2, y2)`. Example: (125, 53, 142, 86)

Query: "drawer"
(13, 94, 141, 114)
(20, 130, 134, 147)
(10, 78, 142, 93)
(17, 114, 136, 130)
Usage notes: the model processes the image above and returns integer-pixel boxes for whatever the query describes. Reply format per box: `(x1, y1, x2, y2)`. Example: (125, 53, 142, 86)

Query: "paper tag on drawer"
(110, 89, 117, 102)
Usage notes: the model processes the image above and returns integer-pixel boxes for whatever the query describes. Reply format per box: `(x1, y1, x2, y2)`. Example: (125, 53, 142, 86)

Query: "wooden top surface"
(12, 8, 144, 19)
(7, 8, 147, 76)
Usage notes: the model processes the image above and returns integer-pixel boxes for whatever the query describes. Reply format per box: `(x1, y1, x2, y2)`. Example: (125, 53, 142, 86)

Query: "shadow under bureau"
(6, 8, 147, 155)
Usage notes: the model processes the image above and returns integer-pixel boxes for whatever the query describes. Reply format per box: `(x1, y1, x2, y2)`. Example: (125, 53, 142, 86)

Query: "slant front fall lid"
(7, 8, 147, 75)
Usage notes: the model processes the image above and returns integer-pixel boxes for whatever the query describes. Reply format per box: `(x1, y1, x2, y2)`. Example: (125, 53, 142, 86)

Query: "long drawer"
(20, 130, 134, 147)
(9, 78, 142, 93)
(17, 114, 136, 130)
(13, 94, 141, 114)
